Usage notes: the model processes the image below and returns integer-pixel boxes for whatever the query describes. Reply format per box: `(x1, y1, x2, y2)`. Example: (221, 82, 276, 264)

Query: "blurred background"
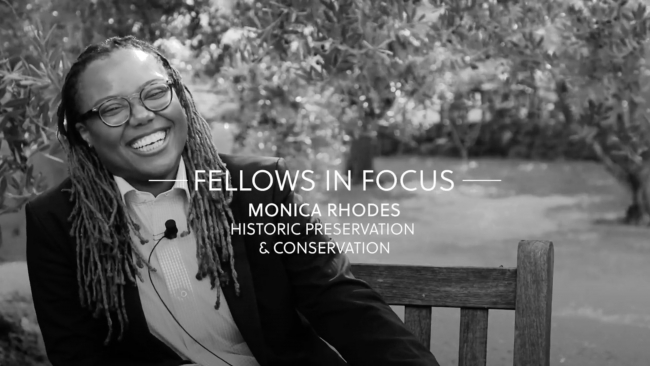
(1, 0, 650, 365)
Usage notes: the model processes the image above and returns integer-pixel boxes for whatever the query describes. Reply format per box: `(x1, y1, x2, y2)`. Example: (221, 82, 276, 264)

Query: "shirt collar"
(113, 157, 190, 203)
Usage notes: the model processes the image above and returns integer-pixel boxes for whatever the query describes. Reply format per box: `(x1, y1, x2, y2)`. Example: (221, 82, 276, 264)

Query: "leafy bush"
(0, 262, 49, 366)
(0, 23, 68, 216)
(0, 294, 50, 366)
(217, 58, 347, 201)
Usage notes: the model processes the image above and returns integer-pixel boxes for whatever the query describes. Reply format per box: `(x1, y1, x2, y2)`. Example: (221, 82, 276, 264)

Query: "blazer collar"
(113, 157, 191, 203)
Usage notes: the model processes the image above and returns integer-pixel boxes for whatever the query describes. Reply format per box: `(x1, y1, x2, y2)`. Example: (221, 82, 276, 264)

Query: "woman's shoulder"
(219, 153, 281, 173)
(28, 177, 73, 214)
(24, 178, 74, 239)
(218, 153, 287, 204)
(219, 153, 283, 188)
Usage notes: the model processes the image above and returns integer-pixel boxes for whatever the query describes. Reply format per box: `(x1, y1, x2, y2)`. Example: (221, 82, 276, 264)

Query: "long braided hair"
(56, 36, 240, 344)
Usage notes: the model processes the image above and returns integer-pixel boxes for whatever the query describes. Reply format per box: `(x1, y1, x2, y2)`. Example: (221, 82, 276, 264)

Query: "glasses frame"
(78, 79, 173, 127)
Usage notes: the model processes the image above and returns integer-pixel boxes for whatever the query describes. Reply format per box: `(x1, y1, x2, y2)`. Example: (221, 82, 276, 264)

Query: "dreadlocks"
(56, 36, 240, 344)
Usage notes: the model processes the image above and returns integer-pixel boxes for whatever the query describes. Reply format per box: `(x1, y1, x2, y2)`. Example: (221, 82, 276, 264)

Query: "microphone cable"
(148, 219, 234, 366)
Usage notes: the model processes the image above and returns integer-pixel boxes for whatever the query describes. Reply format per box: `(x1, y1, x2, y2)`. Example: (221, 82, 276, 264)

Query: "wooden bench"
(351, 240, 554, 366)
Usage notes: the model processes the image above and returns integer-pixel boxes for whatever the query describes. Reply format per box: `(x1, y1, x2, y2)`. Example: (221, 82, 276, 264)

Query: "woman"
(25, 36, 439, 366)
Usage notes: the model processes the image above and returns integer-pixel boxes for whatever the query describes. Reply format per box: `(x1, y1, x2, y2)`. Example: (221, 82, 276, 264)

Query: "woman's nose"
(129, 100, 155, 126)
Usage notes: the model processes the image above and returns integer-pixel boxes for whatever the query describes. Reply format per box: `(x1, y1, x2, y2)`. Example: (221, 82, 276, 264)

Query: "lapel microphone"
(164, 219, 178, 239)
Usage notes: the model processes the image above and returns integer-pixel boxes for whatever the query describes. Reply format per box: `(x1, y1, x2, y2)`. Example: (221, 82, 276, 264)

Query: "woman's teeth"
(131, 130, 167, 152)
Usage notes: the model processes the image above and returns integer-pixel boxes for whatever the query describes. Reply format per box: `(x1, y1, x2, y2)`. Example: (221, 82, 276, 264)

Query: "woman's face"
(75, 48, 188, 185)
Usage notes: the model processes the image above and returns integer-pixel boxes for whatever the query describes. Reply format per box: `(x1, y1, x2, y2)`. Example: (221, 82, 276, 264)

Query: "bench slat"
(351, 264, 517, 309)
(459, 308, 489, 366)
(513, 240, 554, 366)
(404, 306, 432, 347)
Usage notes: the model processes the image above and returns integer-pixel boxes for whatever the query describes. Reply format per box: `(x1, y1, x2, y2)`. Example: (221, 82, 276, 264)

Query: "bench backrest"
(351, 240, 554, 366)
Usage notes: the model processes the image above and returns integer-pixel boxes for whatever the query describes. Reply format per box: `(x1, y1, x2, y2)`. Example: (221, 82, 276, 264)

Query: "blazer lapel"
(121, 279, 184, 360)
(221, 199, 268, 365)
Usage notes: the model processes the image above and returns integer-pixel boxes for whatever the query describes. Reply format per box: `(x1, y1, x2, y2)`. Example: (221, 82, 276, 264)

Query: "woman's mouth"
(129, 129, 170, 153)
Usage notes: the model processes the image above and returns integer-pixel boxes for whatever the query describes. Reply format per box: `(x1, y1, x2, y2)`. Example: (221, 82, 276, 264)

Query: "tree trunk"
(625, 167, 650, 225)
(589, 140, 650, 225)
(446, 96, 469, 162)
(448, 122, 468, 161)
(554, 79, 573, 125)
(346, 133, 375, 185)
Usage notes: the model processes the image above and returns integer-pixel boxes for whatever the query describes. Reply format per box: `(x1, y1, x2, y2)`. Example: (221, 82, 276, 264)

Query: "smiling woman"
(24, 36, 440, 366)
(74, 48, 188, 195)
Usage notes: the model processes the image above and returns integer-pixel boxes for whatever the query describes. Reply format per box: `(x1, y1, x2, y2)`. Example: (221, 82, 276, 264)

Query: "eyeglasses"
(79, 80, 173, 127)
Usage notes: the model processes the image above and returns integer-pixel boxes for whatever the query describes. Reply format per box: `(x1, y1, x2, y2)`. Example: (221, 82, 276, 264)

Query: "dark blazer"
(26, 154, 439, 366)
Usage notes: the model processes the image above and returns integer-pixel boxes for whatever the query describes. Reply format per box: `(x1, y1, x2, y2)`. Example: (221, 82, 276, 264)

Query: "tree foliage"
(2, 0, 650, 223)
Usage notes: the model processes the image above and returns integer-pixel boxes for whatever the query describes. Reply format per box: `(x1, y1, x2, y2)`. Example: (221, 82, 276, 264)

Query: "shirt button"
(180, 290, 188, 298)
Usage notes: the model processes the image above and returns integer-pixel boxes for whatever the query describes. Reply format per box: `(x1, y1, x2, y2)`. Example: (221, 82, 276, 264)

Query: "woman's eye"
(144, 87, 167, 100)
(100, 104, 126, 116)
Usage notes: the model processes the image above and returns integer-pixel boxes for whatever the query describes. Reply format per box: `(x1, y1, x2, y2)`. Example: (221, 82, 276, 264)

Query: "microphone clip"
(163, 219, 178, 240)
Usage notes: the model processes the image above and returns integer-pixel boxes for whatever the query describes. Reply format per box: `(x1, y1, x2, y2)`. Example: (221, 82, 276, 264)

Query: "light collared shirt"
(113, 158, 259, 366)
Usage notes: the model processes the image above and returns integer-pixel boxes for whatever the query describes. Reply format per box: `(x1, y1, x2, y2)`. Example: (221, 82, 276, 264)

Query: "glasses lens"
(142, 82, 172, 111)
(99, 99, 130, 126)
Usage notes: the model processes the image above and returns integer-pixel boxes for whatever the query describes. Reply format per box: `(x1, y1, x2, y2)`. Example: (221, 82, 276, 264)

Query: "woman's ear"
(75, 123, 93, 148)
